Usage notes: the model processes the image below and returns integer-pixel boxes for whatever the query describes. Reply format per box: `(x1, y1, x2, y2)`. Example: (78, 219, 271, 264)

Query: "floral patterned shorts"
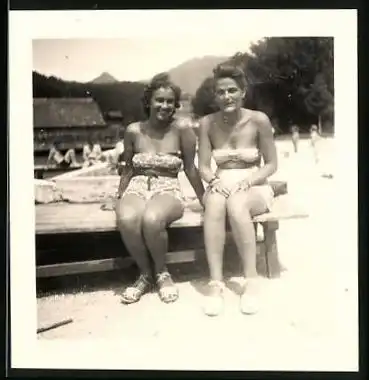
(124, 175, 184, 203)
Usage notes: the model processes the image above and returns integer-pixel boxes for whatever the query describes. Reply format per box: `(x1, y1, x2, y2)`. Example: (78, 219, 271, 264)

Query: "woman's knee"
(116, 205, 143, 231)
(142, 209, 166, 232)
(227, 191, 268, 219)
(65, 149, 75, 158)
(227, 193, 252, 220)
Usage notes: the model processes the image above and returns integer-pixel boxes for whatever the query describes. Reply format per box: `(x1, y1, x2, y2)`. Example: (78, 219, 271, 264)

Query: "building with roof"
(33, 98, 115, 152)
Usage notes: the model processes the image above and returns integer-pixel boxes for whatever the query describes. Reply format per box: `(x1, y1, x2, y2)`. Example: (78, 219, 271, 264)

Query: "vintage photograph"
(9, 10, 358, 372)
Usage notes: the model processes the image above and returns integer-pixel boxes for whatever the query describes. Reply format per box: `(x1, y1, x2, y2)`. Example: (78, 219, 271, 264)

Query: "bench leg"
(262, 221, 281, 278)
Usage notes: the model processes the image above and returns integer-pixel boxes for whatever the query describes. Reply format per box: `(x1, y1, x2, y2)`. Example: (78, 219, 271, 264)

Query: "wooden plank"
(36, 244, 267, 278)
(35, 194, 308, 235)
(262, 221, 281, 278)
(37, 249, 201, 278)
(34, 164, 83, 171)
(37, 257, 133, 278)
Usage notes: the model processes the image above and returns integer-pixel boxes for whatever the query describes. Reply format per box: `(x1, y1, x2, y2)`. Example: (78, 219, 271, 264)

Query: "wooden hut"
(33, 97, 109, 154)
(104, 110, 125, 142)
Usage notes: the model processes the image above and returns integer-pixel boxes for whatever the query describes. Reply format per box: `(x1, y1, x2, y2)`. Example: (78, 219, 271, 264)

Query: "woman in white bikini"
(116, 73, 204, 304)
(198, 64, 278, 316)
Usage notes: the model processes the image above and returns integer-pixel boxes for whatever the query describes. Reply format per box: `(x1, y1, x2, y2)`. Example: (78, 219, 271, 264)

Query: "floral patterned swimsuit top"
(124, 152, 184, 201)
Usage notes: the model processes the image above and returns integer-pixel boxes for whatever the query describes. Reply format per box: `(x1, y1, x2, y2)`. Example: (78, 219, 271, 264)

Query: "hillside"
(90, 72, 118, 84)
(167, 55, 229, 95)
(33, 71, 146, 124)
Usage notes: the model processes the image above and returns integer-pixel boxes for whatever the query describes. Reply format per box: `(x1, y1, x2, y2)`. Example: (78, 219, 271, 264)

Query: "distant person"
(82, 137, 103, 167)
(310, 124, 321, 164)
(310, 124, 320, 145)
(46, 139, 78, 168)
(291, 125, 299, 153)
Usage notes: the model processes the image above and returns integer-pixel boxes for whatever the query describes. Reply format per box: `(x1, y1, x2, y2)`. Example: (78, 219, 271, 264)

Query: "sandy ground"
(36, 137, 358, 371)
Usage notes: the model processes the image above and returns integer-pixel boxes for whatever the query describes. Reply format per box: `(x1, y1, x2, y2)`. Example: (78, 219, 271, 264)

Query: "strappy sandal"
(121, 274, 153, 304)
(240, 278, 260, 315)
(203, 280, 225, 317)
(156, 272, 179, 303)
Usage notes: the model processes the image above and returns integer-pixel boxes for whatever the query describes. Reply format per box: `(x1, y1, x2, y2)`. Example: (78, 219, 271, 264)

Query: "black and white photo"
(9, 9, 358, 372)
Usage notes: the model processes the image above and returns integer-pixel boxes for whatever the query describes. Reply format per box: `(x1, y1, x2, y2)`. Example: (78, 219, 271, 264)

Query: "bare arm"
(247, 112, 278, 186)
(198, 116, 216, 183)
(117, 125, 135, 198)
(179, 125, 205, 204)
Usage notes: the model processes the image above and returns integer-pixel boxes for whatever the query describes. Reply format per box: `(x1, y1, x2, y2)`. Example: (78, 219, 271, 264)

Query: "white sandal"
(203, 280, 225, 317)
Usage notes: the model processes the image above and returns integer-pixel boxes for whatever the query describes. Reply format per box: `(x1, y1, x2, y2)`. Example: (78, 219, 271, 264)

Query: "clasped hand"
(210, 178, 251, 198)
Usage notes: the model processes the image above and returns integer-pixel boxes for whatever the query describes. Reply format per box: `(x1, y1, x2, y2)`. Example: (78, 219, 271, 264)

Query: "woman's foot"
(121, 274, 153, 304)
(203, 280, 225, 317)
(240, 277, 260, 315)
(156, 272, 179, 303)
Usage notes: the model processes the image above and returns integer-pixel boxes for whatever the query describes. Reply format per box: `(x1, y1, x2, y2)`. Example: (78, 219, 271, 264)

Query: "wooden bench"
(34, 164, 83, 180)
(35, 194, 308, 280)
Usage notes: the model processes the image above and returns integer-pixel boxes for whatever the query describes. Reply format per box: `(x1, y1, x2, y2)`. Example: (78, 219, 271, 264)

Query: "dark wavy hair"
(142, 72, 182, 117)
(213, 63, 248, 91)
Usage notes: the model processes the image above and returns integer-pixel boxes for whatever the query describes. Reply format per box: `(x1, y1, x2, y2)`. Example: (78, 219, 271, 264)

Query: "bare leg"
(203, 191, 227, 282)
(202, 191, 227, 316)
(64, 149, 78, 165)
(116, 194, 151, 277)
(142, 194, 184, 303)
(227, 188, 269, 314)
(142, 194, 184, 273)
(292, 139, 298, 153)
(116, 194, 154, 304)
(227, 188, 269, 278)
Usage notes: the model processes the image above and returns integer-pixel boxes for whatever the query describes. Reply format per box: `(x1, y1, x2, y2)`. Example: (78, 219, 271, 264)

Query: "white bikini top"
(212, 148, 260, 165)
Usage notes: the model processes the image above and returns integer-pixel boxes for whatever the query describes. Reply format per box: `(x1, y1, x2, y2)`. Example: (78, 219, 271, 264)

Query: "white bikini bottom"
(205, 168, 275, 211)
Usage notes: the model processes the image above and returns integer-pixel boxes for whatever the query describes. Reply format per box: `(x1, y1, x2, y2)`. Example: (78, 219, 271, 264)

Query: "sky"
(32, 37, 261, 83)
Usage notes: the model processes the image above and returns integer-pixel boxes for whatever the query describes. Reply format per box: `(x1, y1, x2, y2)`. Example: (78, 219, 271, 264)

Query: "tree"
(191, 77, 219, 117)
(250, 37, 333, 131)
(301, 73, 334, 133)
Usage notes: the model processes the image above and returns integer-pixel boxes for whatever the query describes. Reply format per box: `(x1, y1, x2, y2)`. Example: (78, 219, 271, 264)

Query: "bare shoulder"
(248, 109, 271, 127)
(199, 112, 218, 133)
(125, 121, 142, 136)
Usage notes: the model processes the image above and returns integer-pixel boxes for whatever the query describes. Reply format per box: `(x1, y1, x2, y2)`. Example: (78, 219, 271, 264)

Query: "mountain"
(90, 72, 118, 84)
(167, 55, 229, 95)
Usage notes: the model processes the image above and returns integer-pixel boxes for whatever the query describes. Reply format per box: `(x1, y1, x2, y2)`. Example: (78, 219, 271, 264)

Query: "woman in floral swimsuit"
(116, 73, 205, 304)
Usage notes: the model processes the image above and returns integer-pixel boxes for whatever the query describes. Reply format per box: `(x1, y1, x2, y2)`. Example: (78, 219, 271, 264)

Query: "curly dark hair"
(213, 63, 248, 91)
(142, 72, 182, 117)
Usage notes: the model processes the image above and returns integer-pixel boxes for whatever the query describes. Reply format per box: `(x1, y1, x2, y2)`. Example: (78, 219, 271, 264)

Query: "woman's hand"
(210, 178, 232, 198)
(230, 178, 251, 195)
